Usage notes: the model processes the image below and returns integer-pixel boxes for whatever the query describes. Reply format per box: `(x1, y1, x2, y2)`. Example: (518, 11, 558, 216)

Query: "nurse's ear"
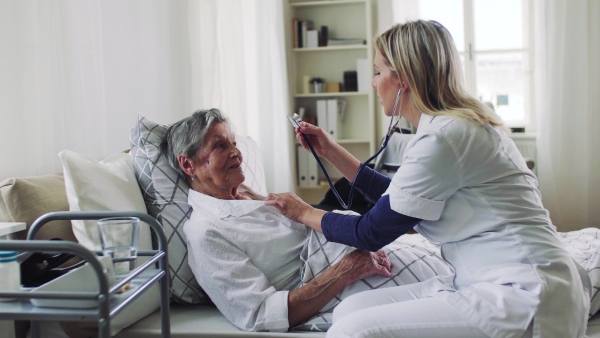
(400, 78, 409, 91)
(395, 73, 408, 92)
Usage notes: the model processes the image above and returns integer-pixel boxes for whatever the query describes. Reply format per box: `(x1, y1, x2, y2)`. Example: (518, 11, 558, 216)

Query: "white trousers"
(327, 282, 532, 338)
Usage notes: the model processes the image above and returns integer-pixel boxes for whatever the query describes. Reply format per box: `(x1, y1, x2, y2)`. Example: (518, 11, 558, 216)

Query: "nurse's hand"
(296, 121, 336, 159)
(265, 192, 327, 233)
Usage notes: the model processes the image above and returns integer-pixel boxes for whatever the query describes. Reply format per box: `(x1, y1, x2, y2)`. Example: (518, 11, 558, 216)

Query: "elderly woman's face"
(192, 122, 245, 193)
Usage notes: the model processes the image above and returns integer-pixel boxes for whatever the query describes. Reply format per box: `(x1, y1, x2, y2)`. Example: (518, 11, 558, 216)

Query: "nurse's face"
(372, 49, 402, 117)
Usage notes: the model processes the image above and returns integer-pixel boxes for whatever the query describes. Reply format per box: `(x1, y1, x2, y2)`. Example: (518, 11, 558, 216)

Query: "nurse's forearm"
(300, 208, 326, 233)
(324, 142, 362, 183)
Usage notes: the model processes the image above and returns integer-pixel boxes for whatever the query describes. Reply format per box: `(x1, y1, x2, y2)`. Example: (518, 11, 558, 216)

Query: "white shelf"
(295, 92, 368, 98)
(293, 45, 367, 52)
(290, 0, 366, 8)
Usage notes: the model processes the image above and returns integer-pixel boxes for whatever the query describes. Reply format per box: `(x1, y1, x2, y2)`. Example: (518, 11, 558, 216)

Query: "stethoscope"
(294, 88, 403, 209)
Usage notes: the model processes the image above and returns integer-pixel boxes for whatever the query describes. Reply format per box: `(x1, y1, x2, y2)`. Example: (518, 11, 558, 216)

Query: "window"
(392, 0, 533, 129)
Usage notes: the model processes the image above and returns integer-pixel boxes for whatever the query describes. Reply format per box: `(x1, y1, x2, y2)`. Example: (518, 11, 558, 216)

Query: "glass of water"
(97, 217, 140, 278)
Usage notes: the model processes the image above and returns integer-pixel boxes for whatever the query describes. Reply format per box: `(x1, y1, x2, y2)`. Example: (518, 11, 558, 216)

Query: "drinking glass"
(97, 217, 140, 278)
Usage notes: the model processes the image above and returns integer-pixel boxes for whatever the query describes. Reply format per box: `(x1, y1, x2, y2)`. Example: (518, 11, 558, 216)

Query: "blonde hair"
(375, 20, 503, 127)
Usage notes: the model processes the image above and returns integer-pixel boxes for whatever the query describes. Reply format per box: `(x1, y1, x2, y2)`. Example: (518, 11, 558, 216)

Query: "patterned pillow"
(130, 113, 266, 304)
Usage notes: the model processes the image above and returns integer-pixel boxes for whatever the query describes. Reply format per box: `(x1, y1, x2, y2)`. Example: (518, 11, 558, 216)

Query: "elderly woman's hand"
(338, 249, 393, 282)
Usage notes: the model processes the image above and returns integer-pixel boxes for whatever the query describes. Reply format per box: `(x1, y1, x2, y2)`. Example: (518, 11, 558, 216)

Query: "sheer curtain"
(188, 0, 292, 193)
(0, 1, 192, 178)
(0, 0, 292, 193)
(533, 0, 600, 231)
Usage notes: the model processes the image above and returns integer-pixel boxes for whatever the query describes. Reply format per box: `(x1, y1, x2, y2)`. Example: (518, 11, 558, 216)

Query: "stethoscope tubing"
(301, 89, 402, 210)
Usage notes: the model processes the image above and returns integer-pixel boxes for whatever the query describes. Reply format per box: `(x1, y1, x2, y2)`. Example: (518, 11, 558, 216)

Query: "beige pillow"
(0, 173, 77, 241)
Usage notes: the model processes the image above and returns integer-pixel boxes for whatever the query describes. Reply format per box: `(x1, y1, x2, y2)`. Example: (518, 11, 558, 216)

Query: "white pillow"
(59, 150, 159, 335)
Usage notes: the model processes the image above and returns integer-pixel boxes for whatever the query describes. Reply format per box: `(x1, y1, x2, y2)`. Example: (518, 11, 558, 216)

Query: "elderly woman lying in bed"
(160, 109, 452, 332)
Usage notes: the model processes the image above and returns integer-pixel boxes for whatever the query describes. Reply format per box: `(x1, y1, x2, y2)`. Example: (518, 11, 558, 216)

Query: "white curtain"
(0, 0, 192, 178)
(0, 0, 292, 193)
(188, 0, 292, 193)
(533, 0, 600, 231)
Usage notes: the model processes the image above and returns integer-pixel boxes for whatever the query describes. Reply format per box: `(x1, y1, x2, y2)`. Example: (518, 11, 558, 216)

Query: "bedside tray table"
(0, 211, 170, 338)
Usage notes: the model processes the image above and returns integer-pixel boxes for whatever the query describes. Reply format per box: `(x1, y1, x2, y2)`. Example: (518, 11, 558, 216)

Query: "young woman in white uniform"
(266, 20, 590, 337)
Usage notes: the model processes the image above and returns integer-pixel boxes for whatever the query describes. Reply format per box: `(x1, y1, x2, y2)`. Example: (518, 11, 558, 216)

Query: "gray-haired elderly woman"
(160, 108, 394, 332)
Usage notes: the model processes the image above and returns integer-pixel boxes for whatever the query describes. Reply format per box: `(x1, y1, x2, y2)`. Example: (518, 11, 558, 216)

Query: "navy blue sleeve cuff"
(321, 195, 420, 251)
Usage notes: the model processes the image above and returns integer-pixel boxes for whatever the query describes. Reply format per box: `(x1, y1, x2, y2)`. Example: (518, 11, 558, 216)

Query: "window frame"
(393, 0, 535, 131)
(461, 0, 534, 130)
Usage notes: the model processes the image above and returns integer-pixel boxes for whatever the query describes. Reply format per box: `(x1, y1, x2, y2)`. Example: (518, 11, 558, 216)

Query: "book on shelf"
(296, 20, 303, 48)
(306, 30, 319, 48)
(292, 18, 299, 48)
(327, 38, 367, 46)
(301, 20, 314, 48)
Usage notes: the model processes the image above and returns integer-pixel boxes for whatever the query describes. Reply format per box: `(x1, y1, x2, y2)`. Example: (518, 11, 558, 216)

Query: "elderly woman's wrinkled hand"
(338, 249, 392, 284)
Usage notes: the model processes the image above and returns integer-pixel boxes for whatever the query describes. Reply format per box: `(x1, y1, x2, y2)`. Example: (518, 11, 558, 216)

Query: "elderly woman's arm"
(288, 249, 391, 327)
(187, 218, 391, 331)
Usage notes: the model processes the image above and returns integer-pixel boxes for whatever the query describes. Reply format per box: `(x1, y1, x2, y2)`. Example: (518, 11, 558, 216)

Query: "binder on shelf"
(307, 154, 319, 186)
(297, 145, 318, 187)
(316, 99, 328, 131)
(297, 145, 309, 187)
(327, 99, 342, 140)
(317, 99, 343, 140)
(356, 58, 370, 93)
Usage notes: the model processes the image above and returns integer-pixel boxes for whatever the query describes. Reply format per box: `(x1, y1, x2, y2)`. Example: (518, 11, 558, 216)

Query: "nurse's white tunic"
(385, 113, 590, 337)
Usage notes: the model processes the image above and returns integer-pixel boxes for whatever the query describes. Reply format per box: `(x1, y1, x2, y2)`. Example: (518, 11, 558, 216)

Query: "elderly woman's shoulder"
(238, 184, 266, 200)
